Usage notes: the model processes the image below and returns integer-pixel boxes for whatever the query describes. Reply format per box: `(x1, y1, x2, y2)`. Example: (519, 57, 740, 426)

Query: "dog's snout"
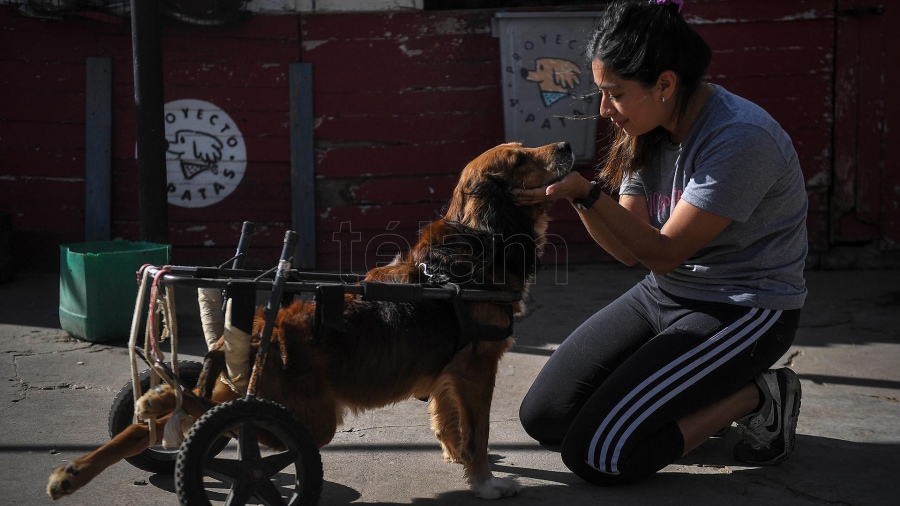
(553, 142, 574, 176)
(520, 67, 529, 78)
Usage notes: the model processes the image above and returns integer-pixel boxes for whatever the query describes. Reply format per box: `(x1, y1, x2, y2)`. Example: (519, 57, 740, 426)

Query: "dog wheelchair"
(114, 221, 522, 506)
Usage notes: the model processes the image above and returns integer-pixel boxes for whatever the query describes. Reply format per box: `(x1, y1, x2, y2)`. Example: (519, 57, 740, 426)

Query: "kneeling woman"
(515, 0, 807, 485)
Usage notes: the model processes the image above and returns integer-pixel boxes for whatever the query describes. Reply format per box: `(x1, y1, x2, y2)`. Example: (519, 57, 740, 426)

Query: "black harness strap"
(224, 281, 257, 334)
(312, 279, 514, 349)
(441, 282, 514, 351)
(314, 284, 346, 341)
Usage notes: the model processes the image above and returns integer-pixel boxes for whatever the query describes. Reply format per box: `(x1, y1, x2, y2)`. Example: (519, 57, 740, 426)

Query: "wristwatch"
(573, 181, 603, 210)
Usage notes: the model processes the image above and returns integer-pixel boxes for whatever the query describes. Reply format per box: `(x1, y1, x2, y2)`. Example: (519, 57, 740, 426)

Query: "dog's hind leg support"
(198, 287, 225, 351)
(221, 282, 256, 394)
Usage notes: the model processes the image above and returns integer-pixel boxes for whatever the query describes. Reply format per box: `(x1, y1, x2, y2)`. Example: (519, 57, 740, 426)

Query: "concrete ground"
(1, 265, 898, 506)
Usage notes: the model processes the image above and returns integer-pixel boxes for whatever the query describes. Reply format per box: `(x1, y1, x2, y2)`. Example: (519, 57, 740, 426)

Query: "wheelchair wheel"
(107, 360, 226, 474)
(175, 398, 323, 506)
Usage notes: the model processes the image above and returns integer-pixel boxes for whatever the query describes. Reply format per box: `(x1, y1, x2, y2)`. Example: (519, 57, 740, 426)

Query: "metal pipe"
(231, 221, 256, 269)
(130, 0, 169, 243)
(247, 231, 298, 399)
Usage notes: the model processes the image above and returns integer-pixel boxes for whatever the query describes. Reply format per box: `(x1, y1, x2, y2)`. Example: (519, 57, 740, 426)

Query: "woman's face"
(592, 60, 666, 137)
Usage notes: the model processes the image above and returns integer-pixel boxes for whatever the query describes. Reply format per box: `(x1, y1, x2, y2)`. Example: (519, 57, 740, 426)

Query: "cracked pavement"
(1, 267, 899, 505)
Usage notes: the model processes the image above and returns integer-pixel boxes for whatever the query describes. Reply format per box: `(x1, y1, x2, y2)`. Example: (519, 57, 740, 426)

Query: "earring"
(662, 96, 667, 103)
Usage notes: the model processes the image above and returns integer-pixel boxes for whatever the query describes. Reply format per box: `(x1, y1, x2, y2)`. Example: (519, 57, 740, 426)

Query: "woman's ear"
(656, 70, 678, 102)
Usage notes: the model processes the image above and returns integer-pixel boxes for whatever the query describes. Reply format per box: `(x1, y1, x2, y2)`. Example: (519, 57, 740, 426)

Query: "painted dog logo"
(167, 130, 223, 180)
(162, 99, 246, 208)
(521, 58, 582, 107)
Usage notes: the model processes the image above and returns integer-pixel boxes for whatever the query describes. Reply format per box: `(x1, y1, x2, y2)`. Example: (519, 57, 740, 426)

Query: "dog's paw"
(135, 384, 176, 420)
(47, 462, 85, 500)
(437, 438, 461, 463)
(442, 448, 461, 463)
(473, 476, 520, 500)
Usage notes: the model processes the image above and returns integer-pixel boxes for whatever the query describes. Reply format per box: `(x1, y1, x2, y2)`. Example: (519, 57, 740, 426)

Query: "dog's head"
(445, 141, 574, 237)
(414, 141, 573, 298)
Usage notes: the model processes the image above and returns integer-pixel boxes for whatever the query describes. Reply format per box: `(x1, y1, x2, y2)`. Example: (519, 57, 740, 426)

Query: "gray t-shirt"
(620, 85, 807, 310)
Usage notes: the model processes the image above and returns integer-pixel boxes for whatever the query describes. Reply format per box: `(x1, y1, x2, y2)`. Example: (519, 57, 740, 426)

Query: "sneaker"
(733, 368, 802, 465)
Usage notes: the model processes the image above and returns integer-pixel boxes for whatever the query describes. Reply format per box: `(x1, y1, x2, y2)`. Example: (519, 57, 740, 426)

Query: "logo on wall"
(495, 14, 600, 162)
(163, 99, 246, 208)
(521, 57, 583, 107)
(506, 40, 592, 133)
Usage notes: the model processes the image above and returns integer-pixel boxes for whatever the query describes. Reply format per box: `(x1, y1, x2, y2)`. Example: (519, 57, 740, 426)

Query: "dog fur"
(47, 141, 574, 501)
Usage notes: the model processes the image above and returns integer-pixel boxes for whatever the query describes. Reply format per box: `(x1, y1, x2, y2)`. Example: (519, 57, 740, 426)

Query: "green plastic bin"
(59, 241, 170, 342)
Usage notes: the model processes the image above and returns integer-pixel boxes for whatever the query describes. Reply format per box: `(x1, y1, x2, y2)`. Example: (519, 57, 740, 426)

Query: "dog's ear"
(438, 169, 541, 287)
(467, 176, 540, 283)
(469, 174, 536, 231)
(445, 146, 519, 224)
(445, 180, 469, 223)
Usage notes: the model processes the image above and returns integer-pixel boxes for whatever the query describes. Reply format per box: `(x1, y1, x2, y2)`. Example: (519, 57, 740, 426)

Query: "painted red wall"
(1, 8, 300, 269)
(300, 9, 608, 273)
(0, 1, 846, 273)
(833, 0, 899, 251)
(300, 2, 837, 271)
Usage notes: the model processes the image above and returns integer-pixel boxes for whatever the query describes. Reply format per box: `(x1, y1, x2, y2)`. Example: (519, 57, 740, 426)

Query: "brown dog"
(47, 141, 574, 501)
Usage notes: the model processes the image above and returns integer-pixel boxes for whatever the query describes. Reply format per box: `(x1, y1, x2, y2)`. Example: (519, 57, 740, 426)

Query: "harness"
(313, 263, 515, 351)
(437, 281, 515, 350)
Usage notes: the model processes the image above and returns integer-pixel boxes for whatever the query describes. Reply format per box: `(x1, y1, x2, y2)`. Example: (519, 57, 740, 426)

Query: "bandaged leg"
(197, 288, 225, 350)
(222, 297, 251, 393)
(162, 409, 194, 449)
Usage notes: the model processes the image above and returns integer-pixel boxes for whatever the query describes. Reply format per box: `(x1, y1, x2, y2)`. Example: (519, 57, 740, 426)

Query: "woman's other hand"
(512, 171, 594, 206)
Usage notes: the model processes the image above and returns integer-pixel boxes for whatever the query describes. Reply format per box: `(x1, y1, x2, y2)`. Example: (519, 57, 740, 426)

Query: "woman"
(515, 0, 808, 486)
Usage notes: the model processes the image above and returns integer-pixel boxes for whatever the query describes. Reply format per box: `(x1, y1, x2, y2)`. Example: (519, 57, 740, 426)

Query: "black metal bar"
(223, 221, 258, 330)
(289, 63, 316, 269)
(130, 0, 169, 244)
(149, 265, 367, 284)
(231, 221, 256, 269)
(246, 231, 298, 399)
(146, 265, 521, 302)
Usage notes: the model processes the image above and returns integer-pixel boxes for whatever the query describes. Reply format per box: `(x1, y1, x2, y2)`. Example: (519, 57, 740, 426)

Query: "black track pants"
(519, 275, 800, 485)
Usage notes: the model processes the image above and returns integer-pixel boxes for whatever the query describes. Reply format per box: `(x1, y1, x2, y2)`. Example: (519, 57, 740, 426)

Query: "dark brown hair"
(586, 0, 711, 190)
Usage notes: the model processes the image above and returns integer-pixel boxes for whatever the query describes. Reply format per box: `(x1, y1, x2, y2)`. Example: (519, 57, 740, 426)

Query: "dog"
(47, 141, 574, 501)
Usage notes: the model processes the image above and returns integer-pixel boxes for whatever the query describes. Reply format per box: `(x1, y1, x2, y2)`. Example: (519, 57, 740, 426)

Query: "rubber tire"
(175, 398, 323, 506)
(108, 360, 225, 474)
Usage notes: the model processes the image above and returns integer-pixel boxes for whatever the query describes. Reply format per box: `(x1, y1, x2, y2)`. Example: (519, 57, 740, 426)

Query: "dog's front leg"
(440, 346, 520, 500)
(47, 415, 167, 500)
(459, 379, 520, 499)
(430, 377, 463, 464)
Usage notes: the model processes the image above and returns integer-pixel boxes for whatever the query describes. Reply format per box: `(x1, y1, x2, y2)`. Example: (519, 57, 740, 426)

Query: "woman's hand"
(512, 171, 594, 206)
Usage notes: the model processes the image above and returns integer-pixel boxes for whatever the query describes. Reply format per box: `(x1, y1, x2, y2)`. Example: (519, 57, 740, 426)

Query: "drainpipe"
(130, 0, 169, 244)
